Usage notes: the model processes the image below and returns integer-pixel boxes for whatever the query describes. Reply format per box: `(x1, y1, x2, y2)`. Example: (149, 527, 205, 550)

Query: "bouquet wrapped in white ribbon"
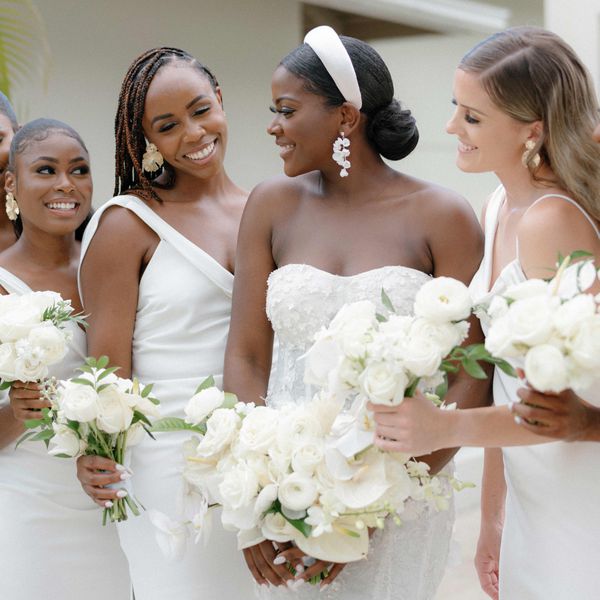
(482, 252, 600, 394)
(18, 356, 161, 524)
(0, 291, 86, 386)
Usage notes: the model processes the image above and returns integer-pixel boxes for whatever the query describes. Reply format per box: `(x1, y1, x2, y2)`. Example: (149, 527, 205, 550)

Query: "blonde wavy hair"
(460, 26, 600, 221)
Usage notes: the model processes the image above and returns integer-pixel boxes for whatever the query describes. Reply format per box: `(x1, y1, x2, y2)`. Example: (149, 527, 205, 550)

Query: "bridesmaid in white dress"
(0, 119, 130, 599)
(0, 93, 18, 252)
(224, 26, 490, 599)
(370, 28, 600, 600)
(75, 48, 254, 599)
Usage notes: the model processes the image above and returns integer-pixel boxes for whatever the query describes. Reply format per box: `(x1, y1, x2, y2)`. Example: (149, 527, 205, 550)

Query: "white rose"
(27, 323, 67, 365)
(414, 277, 472, 324)
(196, 408, 240, 458)
(359, 361, 408, 406)
(13, 340, 47, 381)
(291, 440, 325, 475)
(404, 332, 443, 378)
(218, 461, 260, 510)
(58, 380, 99, 423)
(0, 300, 42, 342)
(303, 333, 342, 387)
(552, 294, 595, 338)
(507, 296, 558, 346)
(276, 409, 323, 455)
(553, 260, 598, 299)
(238, 406, 278, 453)
(260, 511, 297, 543)
(504, 279, 549, 301)
(128, 393, 161, 419)
(96, 385, 134, 433)
(524, 344, 569, 393)
(487, 295, 509, 320)
(0, 343, 17, 380)
(328, 301, 377, 358)
(278, 473, 318, 512)
(409, 318, 468, 357)
(184, 387, 225, 426)
(48, 423, 86, 457)
(567, 314, 600, 371)
(485, 315, 520, 358)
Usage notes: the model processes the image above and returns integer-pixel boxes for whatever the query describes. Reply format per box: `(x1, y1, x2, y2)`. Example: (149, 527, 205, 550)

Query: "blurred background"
(3, 1, 598, 597)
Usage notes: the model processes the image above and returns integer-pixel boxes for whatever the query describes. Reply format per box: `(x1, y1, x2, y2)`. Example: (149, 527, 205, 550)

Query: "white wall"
(14, 0, 303, 205)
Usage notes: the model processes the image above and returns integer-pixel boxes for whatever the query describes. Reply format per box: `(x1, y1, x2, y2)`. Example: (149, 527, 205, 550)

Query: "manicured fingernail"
(514, 416, 522, 425)
(273, 555, 286, 566)
(294, 564, 305, 575)
(120, 472, 132, 480)
(507, 402, 514, 412)
(116, 489, 128, 498)
(104, 500, 113, 508)
(115, 463, 127, 472)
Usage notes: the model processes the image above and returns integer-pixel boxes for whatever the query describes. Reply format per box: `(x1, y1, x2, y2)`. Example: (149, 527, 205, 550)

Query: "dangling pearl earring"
(142, 141, 164, 173)
(332, 132, 351, 177)
(521, 139, 541, 168)
(5, 191, 19, 221)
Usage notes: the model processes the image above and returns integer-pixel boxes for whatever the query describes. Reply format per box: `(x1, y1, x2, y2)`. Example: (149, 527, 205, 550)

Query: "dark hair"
(7, 118, 92, 239)
(280, 36, 418, 161)
(0, 92, 18, 131)
(114, 47, 219, 202)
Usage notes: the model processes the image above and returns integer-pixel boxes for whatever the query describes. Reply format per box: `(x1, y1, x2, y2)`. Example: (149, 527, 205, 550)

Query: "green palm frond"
(0, 0, 51, 98)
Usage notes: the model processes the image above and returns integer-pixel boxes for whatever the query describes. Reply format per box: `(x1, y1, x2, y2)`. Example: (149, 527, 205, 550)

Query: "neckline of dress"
(273, 263, 430, 280)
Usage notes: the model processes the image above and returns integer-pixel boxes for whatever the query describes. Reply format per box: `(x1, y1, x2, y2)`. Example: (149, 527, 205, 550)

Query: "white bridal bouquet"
(482, 252, 600, 394)
(0, 291, 86, 387)
(18, 356, 161, 524)
(150, 378, 465, 570)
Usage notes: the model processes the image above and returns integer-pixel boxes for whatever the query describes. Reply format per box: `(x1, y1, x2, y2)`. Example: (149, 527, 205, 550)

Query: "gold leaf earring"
(5, 191, 19, 221)
(142, 142, 164, 173)
(521, 139, 541, 168)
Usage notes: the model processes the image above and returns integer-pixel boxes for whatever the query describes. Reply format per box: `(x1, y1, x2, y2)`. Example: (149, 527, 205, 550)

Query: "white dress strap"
(79, 195, 234, 300)
(0, 266, 33, 294)
(529, 193, 600, 238)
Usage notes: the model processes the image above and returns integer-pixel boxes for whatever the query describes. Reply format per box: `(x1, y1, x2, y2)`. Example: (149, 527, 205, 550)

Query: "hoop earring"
(142, 142, 164, 173)
(5, 191, 19, 221)
(332, 132, 351, 177)
(521, 139, 540, 168)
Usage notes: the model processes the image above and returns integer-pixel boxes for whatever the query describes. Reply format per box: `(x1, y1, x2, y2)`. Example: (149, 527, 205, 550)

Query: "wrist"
(582, 406, 600, 442)
(443, 409, 463, 449)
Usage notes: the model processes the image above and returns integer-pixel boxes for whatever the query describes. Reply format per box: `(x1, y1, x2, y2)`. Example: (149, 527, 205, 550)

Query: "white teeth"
(47, 202, 76, 210)
(186, 142, 215, 160)
(459, 142, 477, 152)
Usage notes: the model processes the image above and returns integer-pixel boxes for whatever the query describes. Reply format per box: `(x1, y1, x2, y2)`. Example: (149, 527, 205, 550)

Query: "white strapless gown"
(0, 267, 131, 600)
(258, 263, 454, 600)
(80, 195, 255, 600)
(470, 186, 600, 600)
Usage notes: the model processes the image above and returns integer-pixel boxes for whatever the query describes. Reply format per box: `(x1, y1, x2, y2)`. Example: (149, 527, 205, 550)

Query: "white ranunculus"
(278, 473, 318, 511)
(96, 385, 134, 433)
(414, 277, 472, 324)
(404, 333, 443, 378)
(291, 440, 325, 475)
(238, 406, 278, 453)
(485, 315, 520, 358)
(487, 295, 509, 320)
(27, 323, 67, 365)
(504, 279, 549, 301)
(184, 387, 224, 426)
(507, 296, 558, 347)
(147, 510, 188, 561)
(276, 409, 323, 456)
(260, 511, 297, 543)
(303, 334, 342, 387)
(254, 483, 279, 518)
(359, 361, 408, 406)
(219, 461, 260, 510)
(196, 409, 240, 458)
(409, 318, 468, 357)
(567, 314, 600, 371)
(59, 380, 99, 423)
(553, 294, 595, 338)
(0, 343, 17, 380)
(48, 423, 86, 457)
(524, 344, 569, 393)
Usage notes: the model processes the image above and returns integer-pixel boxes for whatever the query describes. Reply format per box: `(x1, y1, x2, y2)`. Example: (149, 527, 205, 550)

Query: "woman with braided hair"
(75, 47, 253, 598)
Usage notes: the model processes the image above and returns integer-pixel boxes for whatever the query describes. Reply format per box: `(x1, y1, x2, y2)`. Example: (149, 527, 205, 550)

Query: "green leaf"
(23, 417, 45, 429)
(375, 313, 388, 323)
(97, 366, 119, 381)
(434, 374, 448, 400)
(492, 359, 517, 377)
(15, 430, 38, 448)
(96, 355, 109, 369)
(70, 377, 95, 388)
(96, 383, 111, 392)
(30, 428, 55, 442)
(464, 344, 491, 361)
(461, 358, 488, 380)
(381, 288, 396, 313)
(150, 417, 206, 434)
(195, 375, 215, 394)
(85, 356, 97, 368)
(222, 392, 238, 409)
(141, 383, 154, 398)
(568, 250, 593, 260)
(404, 378, 420, 398)
(282, 513, 312, 538)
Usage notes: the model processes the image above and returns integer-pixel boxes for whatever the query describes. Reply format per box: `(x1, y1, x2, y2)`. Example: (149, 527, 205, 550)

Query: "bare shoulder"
(244, 174, 308, 221)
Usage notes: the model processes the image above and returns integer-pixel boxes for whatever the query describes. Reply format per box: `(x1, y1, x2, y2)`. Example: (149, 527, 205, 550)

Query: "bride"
(224, 26, 489, 599)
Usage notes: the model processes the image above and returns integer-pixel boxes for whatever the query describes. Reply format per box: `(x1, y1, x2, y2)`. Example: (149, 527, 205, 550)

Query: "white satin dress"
(0, 267, 131, 600)
(470, 186, 600, 600)
(79, 195, 254, 600)
(259, 263, 454, 600)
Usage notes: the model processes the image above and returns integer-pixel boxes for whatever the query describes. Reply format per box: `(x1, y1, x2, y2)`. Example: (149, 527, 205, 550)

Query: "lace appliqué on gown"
(260, 263, 454, 600)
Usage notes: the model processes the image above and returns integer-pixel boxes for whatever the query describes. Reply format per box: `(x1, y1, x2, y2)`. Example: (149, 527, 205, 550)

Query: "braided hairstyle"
(114, 47, 219, 202)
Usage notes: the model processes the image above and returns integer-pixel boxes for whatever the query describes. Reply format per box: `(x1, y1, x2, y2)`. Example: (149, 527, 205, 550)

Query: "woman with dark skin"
(0, 118, 130, 600)
(75, 48, 253, 599)
(0, 93, 19, 251)
(224, 27, 490, 600)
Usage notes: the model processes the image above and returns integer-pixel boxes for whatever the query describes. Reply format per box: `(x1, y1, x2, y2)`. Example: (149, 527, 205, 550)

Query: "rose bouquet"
(18, 356, 161, 524)
(0, 291, 86, 387)
(150, 379, 463, 569)
(482, 252, 600, 394)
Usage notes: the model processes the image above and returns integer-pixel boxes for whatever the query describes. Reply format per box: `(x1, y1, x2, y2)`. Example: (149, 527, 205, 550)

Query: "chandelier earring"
(521, 139, 541, 168)
(142, 141, 164, 173)
(332, 132, 351, 177)
(5, 191, 19, 221)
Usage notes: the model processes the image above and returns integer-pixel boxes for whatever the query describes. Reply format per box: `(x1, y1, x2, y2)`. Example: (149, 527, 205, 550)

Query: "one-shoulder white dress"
(79, 195, 254, 600)
(470, 186, 600, 600)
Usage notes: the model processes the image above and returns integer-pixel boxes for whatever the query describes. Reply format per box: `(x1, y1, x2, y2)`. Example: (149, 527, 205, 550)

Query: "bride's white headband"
(303, 26, 362, 110)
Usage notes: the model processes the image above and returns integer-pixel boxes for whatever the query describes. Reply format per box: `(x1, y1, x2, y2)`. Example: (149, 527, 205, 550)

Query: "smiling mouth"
(184, 141, 216, 161)
(458, 141, 477, 152)
(45, 201, 79, 211)
(277, 143, 295, 157)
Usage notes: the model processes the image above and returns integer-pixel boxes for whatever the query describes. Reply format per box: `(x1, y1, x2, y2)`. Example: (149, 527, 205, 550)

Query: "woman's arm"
(0, 404, 23, 448)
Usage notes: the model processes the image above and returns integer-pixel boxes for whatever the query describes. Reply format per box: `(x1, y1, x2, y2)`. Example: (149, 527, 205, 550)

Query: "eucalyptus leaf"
(195, 375, 215, 394)
(380, 288, 396, 313)
(462, 358, 487, 380)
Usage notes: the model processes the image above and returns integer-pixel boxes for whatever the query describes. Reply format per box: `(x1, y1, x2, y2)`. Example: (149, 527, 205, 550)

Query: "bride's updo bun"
(280, 34, 419, 161)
